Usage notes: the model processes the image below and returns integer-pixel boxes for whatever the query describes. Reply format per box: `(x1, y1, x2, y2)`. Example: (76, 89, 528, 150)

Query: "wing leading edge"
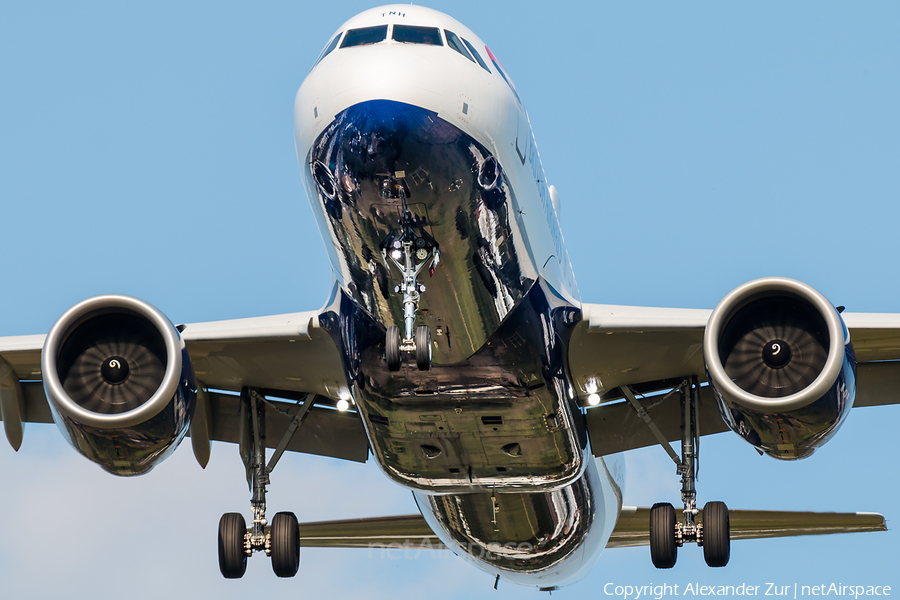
(571, 303, 900, 402)
(0, 309, 368, 463)
(572, 303, 900, 457)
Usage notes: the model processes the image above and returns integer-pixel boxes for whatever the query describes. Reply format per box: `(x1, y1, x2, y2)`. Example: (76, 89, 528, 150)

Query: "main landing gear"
(381, 181, 440, 372)
(218, 389, 314, 578)
(623, 379, 730, 569)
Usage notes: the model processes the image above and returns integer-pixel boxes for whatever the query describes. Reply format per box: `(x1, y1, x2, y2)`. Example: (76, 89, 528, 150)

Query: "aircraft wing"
(571, 304, 900, 457)
(0, 310, 368, 463)
(298, 515, 445, 549)
(287, 507, 886, 549)
(607, 507, 887, 548)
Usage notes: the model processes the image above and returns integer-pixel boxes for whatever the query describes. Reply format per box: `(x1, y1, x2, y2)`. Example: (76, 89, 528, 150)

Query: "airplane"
(0, 3, 897, 593)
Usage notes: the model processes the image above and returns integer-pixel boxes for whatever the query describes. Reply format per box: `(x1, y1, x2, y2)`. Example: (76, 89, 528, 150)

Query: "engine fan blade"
(57, 314, 167, 414)
(722, 309, 828, 399)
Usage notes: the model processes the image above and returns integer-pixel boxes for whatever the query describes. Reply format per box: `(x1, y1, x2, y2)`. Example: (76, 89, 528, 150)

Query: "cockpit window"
(462, 38, 491, 73)
(444, 30, 474, 63)
(341, 25, 388, 48)
(314, 32, 342, 66)
(392, 25, 443, 46)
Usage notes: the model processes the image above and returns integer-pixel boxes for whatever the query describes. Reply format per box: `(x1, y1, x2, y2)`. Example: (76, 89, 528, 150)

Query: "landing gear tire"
(650, 502, 677, 569)
(386, 325, 401, 371)
(702, 501, 730, 568)
(218, 513, 248, 579)
(415, 326, 431, 371)
(271, 511, 301, 577)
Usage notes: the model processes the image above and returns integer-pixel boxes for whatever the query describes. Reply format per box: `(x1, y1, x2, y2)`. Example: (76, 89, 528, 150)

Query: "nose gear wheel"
(415, 326, 431, 371)
(386, 326, 402, 371)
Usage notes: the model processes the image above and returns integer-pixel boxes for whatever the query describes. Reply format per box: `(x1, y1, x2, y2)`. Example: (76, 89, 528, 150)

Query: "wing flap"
(586, 386, 728, 458)
(853, 361, 900, 407)
(609, 506, 887, 549)
(205, 391, 368, 463)
(0, 385, 369, 462)
(20, 382, 52, 423)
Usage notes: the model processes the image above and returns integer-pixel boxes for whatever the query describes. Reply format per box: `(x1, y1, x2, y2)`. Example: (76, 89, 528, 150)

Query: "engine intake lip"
(703, 277, 846, 413)
(42, 295, 184, 429)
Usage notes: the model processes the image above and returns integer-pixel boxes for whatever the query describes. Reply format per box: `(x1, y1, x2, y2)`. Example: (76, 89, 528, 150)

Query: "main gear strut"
(218, 388, 314, 578)
(623, 379, 730, 569)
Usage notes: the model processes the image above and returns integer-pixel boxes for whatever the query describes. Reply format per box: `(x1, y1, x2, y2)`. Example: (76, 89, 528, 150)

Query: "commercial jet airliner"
(0, 5, 896, 590)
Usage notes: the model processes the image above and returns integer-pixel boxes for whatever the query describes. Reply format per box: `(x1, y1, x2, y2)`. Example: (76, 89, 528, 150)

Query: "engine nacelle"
(703, 278, 856, 460)
(42, 295, 196, 476)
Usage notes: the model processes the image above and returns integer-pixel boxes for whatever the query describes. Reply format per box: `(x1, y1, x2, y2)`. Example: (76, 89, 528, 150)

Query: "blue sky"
(0, 1, 898, 598)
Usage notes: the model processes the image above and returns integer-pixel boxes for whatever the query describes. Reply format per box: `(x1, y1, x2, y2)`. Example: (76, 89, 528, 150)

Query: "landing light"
(336, 388, 352, 412)
(587, 393, 601, 407)
(391, 249, 402, 260)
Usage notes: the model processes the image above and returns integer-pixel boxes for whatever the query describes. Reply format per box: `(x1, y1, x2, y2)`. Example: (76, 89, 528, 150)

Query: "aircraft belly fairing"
(412, 453, 622, 588)
(318, 267, 587, 493)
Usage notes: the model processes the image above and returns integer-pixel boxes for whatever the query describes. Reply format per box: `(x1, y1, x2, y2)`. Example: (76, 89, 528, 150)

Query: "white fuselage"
(294, 6, 579, 305)
(294, 5, 624, 588)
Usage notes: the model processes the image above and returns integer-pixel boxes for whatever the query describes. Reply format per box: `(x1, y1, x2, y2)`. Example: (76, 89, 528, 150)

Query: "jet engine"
(41, 295, 196, 476)
(703, 278, 856, 460)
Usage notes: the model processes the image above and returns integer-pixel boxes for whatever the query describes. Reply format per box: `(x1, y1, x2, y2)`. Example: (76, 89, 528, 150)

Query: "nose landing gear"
(385, 325, 402, 372)
(415, 325, 431, 371)
(381, 188, 440, 372)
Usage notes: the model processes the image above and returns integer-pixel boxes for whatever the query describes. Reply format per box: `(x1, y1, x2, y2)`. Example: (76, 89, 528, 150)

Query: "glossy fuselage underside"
(318, 281, 619, 585)
(307, 100, 535, 363)
(295, 6, 623, 586)
(413, 454, 620, 587)
(307, 100, 586, 492)
(304, 99, 621, 584)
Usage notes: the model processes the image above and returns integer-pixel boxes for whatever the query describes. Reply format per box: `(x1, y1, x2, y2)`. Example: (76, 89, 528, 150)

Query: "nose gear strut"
(380, 175, 440, 371)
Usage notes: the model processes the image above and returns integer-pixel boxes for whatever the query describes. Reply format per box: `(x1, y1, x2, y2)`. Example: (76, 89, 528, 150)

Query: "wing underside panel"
(608, 506, 887, 548)
(291, 507, 886, 550)
(584, 361, 900, 458)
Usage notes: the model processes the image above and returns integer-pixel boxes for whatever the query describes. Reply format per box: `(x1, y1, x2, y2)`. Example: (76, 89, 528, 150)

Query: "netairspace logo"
(366, 540, 535, 561)
(602, 583, 892, 600)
